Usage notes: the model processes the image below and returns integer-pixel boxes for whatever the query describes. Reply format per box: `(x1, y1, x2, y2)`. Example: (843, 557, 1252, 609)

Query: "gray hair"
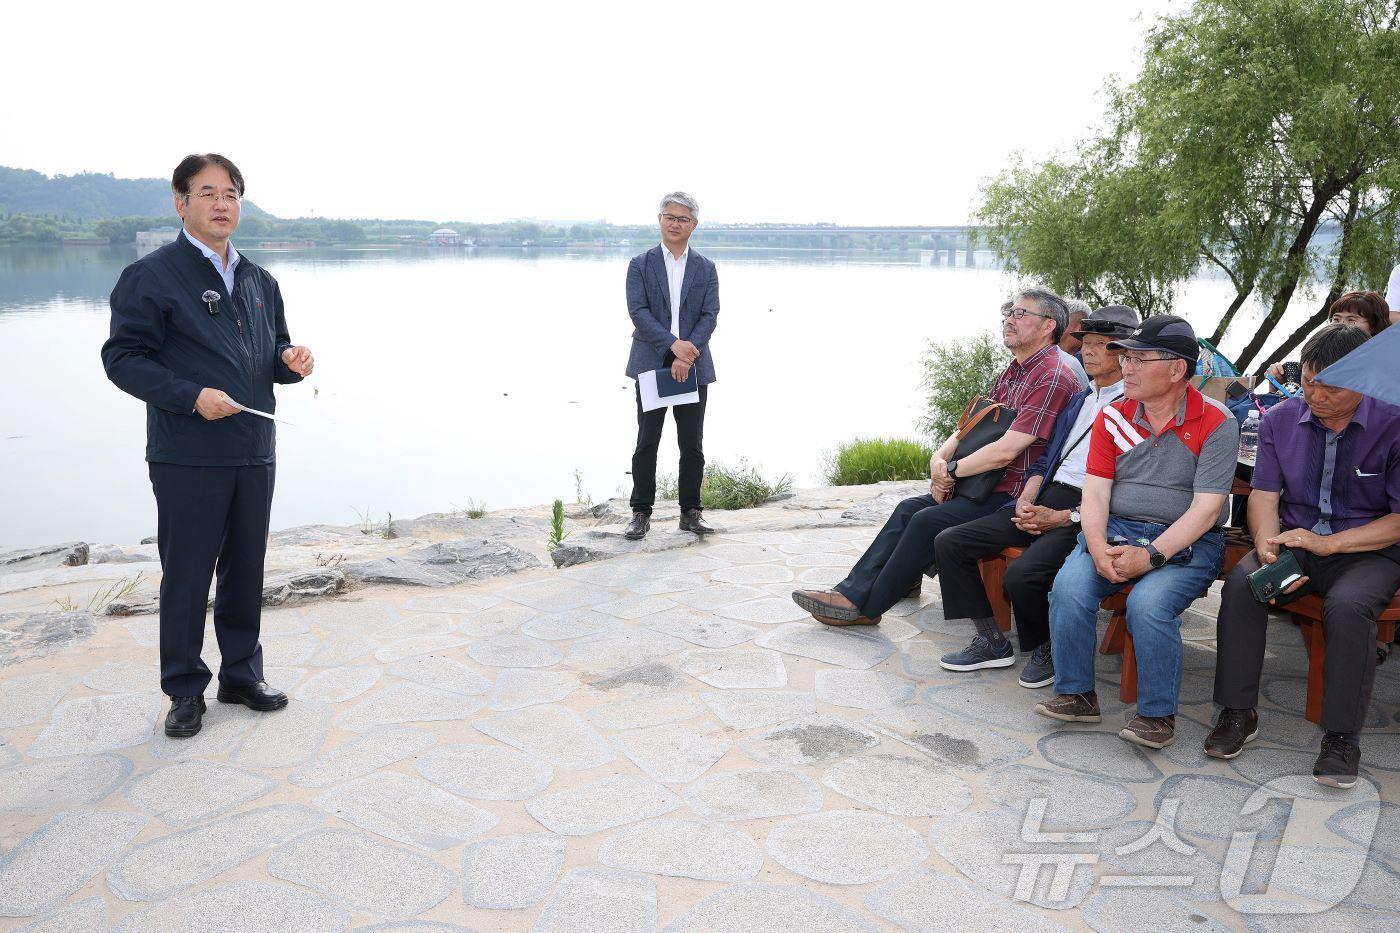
(1065, 298, 1090, 323)
(1013, 286, 1070, 344)
(660, 191, 699, 217)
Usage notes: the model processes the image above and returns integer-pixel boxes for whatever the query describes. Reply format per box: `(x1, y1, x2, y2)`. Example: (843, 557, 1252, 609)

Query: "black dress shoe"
(679, 509, 714, 535)
(165, 695, 206, 738)
(1313, 731, 1360, 788)
(216, 680, 289, 712)
(624, 512, 650, 540)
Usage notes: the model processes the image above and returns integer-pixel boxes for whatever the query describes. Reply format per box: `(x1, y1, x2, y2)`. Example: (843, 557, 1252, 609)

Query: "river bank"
(0, 482, 925, 659)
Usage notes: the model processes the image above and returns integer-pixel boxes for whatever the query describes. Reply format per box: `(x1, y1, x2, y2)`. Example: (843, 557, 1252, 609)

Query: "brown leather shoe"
(1120, 713, 1176, 749)
(814, 612, 882, 627)
(791, 589, 860, 623)
(1034, 692, 1101, 723)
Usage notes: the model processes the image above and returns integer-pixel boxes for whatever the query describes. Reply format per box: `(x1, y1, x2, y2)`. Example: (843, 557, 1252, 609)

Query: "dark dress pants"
(933, 482, 1083, 653)
(630, 383, 708, 515)
(149, 462, 275, 698)
(835, 492, 1010, 619)
(1214, 548, 1400, 733)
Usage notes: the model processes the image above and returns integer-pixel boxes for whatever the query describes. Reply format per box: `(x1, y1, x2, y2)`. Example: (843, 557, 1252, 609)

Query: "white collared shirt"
(1054, 377, 1125, 490)
(184, 228, 240, 298)
(660, 242, 688, 338)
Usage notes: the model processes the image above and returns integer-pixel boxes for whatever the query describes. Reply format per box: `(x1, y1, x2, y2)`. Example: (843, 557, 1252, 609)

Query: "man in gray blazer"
(623, 192, 720, 539)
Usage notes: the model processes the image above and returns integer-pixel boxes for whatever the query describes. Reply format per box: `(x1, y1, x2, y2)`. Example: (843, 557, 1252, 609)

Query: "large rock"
(551, 526, 698, 569)
(87, 543, 157, 564)
(262, 569, 345, 605)
(105, 569, 347, 617)
(345, 538, 540, 586)
(839, 491, 911, 524)
(0, 541, 88, 571)
(0, 610, 96, 667)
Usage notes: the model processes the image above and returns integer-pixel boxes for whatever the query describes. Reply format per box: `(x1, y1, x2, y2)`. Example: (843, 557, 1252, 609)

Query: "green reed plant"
(548, 499, 566, 550)
(823, 437, 933, 485)
(700, 460, 794, 511)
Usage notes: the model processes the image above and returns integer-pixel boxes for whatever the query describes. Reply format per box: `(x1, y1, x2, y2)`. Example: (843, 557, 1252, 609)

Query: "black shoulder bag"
(949, 395, 1018, 502)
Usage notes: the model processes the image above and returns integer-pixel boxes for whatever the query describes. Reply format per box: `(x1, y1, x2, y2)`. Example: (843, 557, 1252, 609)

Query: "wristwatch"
(946, 460, 959, 477)
(1144, 542, 1167, 569)
(1069, 509, 1082, 525)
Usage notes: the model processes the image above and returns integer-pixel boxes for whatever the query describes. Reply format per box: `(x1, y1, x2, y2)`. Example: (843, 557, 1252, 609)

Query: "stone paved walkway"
(2, 510, 1399, 931)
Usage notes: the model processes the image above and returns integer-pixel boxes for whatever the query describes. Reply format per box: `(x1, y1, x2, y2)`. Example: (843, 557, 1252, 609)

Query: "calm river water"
(0, 244, 1241, 548)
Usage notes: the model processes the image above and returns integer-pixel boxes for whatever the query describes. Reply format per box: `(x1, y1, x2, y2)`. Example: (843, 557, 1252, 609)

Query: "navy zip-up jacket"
(999, 386, 1092, 510)
(101, 231, 302, 466)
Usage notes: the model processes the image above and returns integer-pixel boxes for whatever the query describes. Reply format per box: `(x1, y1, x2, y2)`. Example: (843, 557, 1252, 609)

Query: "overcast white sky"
(2, 0, 1180, 225)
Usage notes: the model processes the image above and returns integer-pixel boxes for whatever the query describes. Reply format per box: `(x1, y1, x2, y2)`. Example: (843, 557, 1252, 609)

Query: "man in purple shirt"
(1208, 324, 1400, 788)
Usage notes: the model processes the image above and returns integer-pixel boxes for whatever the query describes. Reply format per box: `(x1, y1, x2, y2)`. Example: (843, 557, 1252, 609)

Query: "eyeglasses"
(1000, 307, 1050, 321)
(660, 213, 694, 225)
(189, 190, 241, 205)
(1119, 353, 1179, 368)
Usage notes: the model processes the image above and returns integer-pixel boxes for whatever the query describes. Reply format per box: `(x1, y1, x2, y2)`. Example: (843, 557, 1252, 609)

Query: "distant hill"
(0, 166, 269, 219)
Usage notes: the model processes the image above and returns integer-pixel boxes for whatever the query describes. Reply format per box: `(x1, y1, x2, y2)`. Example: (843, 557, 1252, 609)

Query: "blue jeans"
(1048, 517, 1224, 717)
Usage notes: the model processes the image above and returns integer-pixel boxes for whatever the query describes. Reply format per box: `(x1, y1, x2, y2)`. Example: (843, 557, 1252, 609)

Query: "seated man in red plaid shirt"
(793, 288, 1081, 625)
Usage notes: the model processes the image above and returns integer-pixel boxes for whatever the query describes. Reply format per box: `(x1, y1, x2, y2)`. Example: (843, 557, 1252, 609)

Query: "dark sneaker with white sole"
(939, 634, 1015, 672)
(1018, 642, 1055, 689)
(1204, 708, 1259, 759)
(1120, 713, 1176, 749)
(1035, 692, 1101, 723)
(1313, 732, 1360, 789)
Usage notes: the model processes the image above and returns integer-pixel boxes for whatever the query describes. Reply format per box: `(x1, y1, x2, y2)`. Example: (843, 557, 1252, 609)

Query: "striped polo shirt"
(1085, 385, 1238, 526)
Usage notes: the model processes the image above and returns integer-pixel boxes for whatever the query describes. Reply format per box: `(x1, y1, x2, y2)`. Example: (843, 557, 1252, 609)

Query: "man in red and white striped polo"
(1034, 315, 1239, 750)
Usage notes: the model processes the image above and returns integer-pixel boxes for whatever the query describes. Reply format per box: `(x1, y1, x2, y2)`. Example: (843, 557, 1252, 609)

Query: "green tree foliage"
(979, 153, 1196, 318)
(0, 165, 270, 219)
(919, 331, 1010, 444)
(0, 214, 63, 243)
(977, 0, 1400, 374)
(318, 220, 366, 242)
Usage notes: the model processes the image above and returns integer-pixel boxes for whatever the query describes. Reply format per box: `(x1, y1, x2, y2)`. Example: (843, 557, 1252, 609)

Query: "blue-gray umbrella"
(1315, 324, 1400, 407)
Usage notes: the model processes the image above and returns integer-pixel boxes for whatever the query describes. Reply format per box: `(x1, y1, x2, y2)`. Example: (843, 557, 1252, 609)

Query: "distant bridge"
(691, 224, 982, 260)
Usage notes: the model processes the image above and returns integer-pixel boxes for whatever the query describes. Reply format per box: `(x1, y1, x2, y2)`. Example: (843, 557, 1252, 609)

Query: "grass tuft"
(823, 437, 933, 485)
(701, 460, 794, 511)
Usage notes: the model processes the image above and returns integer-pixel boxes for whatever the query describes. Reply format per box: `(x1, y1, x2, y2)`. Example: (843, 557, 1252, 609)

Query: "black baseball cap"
(1107, 314, 1199, 361)
(1071, 304, 1139, 339)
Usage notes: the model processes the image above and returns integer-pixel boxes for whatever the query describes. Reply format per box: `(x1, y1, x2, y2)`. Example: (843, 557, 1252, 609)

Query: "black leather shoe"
(624, 512, 650, 540)
(216, 680, 289, 712)
(679, 509, 714, 535)
(1313, 731, 1360, 788)
(164, 695, 206, 738)
(1204, 708, 1259, 760)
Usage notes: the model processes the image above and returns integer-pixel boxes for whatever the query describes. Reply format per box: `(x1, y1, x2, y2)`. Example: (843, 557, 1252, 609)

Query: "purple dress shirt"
(1252, 395, 1400, 533)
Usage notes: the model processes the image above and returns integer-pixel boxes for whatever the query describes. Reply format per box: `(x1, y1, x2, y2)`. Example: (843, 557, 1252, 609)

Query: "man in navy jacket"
(931, 305, 1137, 687)
(101, 153, 314, 738)
(622, 192, 720, 540)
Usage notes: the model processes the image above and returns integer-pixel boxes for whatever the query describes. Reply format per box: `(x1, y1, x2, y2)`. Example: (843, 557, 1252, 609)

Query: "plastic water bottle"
(1239, 409, 1260, 460)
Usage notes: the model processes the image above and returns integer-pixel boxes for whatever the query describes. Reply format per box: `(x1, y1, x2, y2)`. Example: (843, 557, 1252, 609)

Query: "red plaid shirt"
(988, 344, 1080, 495)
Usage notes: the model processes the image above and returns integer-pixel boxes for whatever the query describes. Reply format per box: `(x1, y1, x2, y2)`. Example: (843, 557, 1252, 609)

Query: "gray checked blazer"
(624, 245, 720, 386)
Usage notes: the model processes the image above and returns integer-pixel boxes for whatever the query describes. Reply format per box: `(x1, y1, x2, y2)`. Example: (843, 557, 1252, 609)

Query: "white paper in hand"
(638, 368, 700, 413)
(221, 394, 295, 426)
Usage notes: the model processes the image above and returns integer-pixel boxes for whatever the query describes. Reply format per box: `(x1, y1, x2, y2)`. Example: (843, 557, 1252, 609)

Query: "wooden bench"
(979, 530, 1400, 719)
(976, 528, 1255, 704)
(1286, 594, 1400, 724)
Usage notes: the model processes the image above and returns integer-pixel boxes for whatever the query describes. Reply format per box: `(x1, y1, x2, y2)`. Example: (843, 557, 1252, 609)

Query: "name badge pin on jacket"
(202, 290, 221, 315)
